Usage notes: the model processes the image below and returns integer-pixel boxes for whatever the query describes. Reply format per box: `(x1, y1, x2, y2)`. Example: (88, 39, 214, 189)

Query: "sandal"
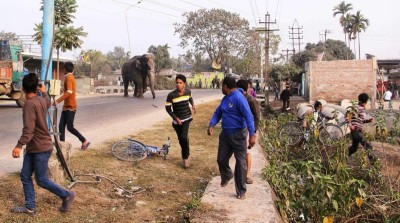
(10, 206, 36, 215)
(81, 141, 91, 151)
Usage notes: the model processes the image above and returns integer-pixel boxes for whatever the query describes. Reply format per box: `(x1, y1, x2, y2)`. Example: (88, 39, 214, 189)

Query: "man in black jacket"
(280, 86, 292, 112)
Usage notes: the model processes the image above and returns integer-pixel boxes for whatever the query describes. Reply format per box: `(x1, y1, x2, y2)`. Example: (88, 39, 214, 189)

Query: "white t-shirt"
(384, 90, 393, 100)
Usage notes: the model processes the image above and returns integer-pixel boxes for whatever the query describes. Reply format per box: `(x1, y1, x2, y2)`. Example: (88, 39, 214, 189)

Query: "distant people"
(236, 79, 260, 185)
(165, 74, 196, 168)
(247, 80, 257, 98)
(347, 93, 376, 164)
(211, 79, 215, 89)
(280, 86, 292, 112)
(54, 62, 90, 150)
(255, 80, 261, 93)
(11, 73, 75, 215)
(274, 82, 279, 100)
(208, 77, 255, 200)
(189, 81, 193, 88)
(199, 79, 202, 89)
(205, 79, 208, 89)
(383, 88, 393, 109)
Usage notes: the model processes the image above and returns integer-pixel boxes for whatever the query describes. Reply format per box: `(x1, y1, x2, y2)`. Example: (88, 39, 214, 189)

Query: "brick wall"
(305, 59, 377, 105)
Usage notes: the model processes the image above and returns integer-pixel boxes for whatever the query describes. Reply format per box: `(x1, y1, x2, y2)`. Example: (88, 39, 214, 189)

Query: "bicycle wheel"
(318, 123, 343, 147)
(111, 140, 147, 162)
(279, 122, 303, 146)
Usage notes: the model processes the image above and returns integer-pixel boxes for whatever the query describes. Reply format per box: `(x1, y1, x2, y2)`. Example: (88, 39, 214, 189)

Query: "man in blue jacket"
(207, 76, 256, 199)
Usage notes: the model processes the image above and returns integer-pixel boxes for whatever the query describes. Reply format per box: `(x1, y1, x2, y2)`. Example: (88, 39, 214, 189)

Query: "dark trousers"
(173, 120, 191, 159)
(21, 150, 68, 210)
(217, 129, 248, 196)
(282, 100, 290, 111)
(59, 110, 86, 142)
(349, 130, 373, 156)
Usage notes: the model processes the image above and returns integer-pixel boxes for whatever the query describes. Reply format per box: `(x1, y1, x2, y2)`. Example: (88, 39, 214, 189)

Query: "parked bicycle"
(111, 137, 170, 162)
(279, 117, 343, 147)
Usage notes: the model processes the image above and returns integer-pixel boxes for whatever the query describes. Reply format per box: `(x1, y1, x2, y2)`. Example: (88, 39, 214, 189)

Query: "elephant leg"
(133, 81, 138, 97)
(123, 79, 128, 97)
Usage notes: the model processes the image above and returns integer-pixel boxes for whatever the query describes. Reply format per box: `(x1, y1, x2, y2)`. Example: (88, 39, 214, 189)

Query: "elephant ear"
(135, 57, 142, 70)
(146, 54, 155, 71)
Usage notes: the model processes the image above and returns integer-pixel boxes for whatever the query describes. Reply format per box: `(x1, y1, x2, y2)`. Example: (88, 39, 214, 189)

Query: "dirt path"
(194, 142, 277, 223)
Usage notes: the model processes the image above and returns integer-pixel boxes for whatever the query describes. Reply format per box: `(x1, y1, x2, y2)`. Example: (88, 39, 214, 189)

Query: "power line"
(253, 0, 260, 21)
(146, 0, 186, 13)
(248, 0, 258, 25)
(177, 0, 206, 9)
(205, 0, 252, 16)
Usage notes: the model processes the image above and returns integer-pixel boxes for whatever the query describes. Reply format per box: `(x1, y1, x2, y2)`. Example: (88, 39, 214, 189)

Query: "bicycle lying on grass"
(279, 117, 344, 147)
(111, 137, 170, 162)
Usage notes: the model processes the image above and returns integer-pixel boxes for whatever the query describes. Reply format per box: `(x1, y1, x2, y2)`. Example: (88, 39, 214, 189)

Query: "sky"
(1, 0, 399, 60)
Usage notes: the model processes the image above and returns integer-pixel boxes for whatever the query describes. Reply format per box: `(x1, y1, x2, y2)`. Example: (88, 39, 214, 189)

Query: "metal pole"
(41, 0, 54, 81)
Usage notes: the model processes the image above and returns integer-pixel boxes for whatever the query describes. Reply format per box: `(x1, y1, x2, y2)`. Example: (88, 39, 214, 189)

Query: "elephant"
(122, 54, 155, 99)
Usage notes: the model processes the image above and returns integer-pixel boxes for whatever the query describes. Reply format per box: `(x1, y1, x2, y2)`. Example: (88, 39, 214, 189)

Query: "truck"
(0, 39, 26, 107)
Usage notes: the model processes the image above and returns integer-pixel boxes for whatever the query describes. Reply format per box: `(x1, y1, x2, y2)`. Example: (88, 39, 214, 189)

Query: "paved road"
(0, 89, 222, 176)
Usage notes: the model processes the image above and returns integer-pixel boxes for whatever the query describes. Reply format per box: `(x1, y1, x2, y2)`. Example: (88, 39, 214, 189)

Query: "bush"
(260, 114, 400, 222)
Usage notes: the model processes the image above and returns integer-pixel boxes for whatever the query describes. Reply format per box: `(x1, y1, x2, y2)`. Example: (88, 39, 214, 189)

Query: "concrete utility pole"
(281, 48, 294, 61)
(289, 19, 303, 54)
(257, 12, 279, 108)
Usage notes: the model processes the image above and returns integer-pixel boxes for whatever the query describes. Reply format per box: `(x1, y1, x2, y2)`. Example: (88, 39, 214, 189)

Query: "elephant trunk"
(149, 69, 155, 99)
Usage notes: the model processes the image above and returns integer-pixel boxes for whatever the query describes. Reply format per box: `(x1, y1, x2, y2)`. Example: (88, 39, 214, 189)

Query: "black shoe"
(368, 155, 377, 165)
(59, 190, 75, 212)
(221, 176, 233, 187)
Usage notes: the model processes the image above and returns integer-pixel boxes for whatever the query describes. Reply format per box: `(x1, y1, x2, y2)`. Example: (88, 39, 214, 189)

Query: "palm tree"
(342, 13, 354, 59)
(351, 11, 370, 60)
(34, 0, 86, 79)
(333, 1, 353, 54)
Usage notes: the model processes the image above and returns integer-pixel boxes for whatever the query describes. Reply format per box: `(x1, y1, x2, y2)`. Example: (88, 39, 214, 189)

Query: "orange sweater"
(56, 73, 77, 110)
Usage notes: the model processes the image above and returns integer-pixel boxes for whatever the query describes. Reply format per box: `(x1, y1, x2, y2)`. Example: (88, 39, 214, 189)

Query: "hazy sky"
(2, 0, 399, 60)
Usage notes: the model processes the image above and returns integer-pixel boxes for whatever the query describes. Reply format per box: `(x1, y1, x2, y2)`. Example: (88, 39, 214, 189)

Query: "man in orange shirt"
(54, 62, 90, 150)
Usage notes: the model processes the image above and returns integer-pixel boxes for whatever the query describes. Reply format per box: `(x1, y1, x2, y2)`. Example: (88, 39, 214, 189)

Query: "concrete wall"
(305, 59, 377, 105)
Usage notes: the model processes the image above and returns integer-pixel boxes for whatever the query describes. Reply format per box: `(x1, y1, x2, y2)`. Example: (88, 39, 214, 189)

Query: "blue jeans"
(21, 150, 68, 210)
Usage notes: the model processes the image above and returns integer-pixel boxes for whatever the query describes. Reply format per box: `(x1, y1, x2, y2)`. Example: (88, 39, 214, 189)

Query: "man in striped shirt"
(165, 74, 196, 168)
(348, 93, 376, 164)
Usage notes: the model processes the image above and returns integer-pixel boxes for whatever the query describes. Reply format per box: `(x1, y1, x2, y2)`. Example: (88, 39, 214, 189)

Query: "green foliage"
(147, 44, 172, 73)
(269, 63, 302, 82)
(261, 113, 400, 222)
(107, 47, 130, 71)
(174, 9, 250, 69)
(33, 0, 87, 53)
(291, 40, 354, 69)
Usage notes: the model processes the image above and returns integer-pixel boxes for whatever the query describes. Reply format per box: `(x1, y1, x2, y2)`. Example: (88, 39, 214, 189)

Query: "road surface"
(0, 89, 222, 176)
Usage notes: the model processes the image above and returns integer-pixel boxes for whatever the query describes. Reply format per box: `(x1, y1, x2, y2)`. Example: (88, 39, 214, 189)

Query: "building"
(303, 59, 377, 106)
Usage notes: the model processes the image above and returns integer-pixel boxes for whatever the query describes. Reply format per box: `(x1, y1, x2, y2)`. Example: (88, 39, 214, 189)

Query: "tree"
(147, 44, 171, 74)
(333, 1, 353, 51)
(269, 63, 302, 83)
(33, 0, 87, 78)
(0, 31, 21, 43)
(79, 49, 108, 77)
(291, 40, 354, 69)
(351, 11, 369, 60)
(107, 46, 130, 71)
(174, 9, 250, 69)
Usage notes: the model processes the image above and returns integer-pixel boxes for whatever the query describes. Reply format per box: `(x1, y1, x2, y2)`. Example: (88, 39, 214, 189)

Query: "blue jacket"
(209, 89, 255, 136)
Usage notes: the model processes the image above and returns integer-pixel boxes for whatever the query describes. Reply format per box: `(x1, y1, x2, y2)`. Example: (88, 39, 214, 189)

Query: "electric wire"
(248, 0, 258, 26)
(253, 0, 260, 21)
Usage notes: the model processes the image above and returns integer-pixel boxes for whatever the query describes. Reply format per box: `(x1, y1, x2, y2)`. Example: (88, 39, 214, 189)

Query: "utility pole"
(289, 19, 303, 54)
(281, 48, 294, 61)
(319, 29, 331, 42)
(257, 12, 279, 109)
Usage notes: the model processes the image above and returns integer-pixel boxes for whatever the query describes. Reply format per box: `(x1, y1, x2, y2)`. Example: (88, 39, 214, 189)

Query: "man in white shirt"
(383, 89, 393, 109)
